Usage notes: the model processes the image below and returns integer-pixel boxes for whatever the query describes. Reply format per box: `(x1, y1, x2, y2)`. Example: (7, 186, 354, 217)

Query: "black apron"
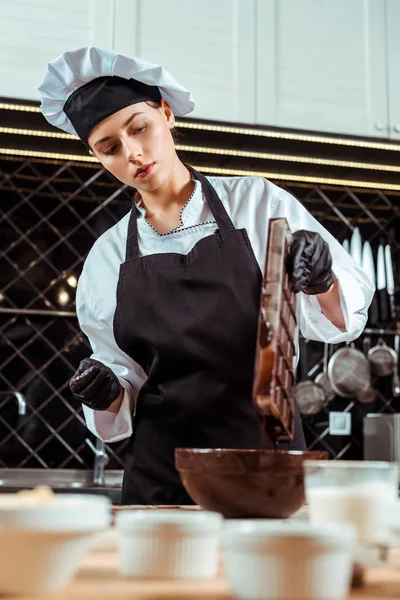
(113, 168, 306, 505)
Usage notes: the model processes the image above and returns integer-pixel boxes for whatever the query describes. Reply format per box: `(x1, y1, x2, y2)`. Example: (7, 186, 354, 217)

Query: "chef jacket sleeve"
(76, 272, 146, 443)
(272, 186, 375, 343)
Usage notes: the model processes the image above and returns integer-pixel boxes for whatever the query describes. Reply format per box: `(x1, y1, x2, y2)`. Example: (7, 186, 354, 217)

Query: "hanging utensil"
(295, 338, 327, 415)
(362, 242, 376, 287)
(362, 241, 378, 326)
(355, 387, 377, 404)
(349, 227, 362, 266)
(367, 338, 397, 377)
(327, 344, 374, 403)
(295, 380, 327, 415)
(314, 343, 335, 404)
(377, 243, 389, 323)
(393, 334, 400, 398)
(385, 244, 396, 322)
(359, 337, 377, 404)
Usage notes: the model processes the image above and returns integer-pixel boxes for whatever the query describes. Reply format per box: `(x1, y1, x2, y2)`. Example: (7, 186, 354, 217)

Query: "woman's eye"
(103, 125, 146, 155)
(105, 146, 117, 156)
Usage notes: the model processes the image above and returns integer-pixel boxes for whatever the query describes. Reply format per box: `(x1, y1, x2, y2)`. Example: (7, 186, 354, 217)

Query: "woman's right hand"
(69, 358, 121, 411)
(286, 230, 336, 295)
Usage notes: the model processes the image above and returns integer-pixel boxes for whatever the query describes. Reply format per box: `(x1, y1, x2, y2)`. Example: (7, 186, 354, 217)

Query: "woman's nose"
(123, 140, 141, 162)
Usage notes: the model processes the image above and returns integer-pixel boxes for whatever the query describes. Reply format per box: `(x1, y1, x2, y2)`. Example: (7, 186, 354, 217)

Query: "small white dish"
(0, 492, 111, 595)
(115, 509, 222, 579)
(222, 520, 355, 600)
(380, 500, 400, 547)
(304, 460, 398, 545)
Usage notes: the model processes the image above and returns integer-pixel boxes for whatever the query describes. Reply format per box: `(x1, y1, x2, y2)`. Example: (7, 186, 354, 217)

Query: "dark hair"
(145, 100, 181, 142)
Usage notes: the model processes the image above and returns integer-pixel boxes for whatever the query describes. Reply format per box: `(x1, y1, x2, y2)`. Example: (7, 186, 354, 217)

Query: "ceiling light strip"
(0, 128, 399, 173)
(0, 147, 95, 162)
(0, 102, 41, 113)
(0, 147, 398, 190)
(1, 101, 400, 152)
(0, 126, 74, 140)
(176, 122, 400, 152)
(195, 166, 400, 192)
(176, 144, 400, 172)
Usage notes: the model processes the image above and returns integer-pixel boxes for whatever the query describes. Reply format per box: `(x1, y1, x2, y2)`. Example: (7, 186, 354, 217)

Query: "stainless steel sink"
(0, 468, 123, 489)
(0, 469, 123, 503)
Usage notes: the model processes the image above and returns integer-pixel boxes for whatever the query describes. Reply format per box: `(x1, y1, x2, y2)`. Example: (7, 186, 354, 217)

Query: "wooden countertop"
(9, 544, 400, 600)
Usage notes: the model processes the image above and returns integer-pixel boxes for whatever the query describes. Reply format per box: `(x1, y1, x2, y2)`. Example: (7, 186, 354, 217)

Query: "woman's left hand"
(286, 230, 336, 295)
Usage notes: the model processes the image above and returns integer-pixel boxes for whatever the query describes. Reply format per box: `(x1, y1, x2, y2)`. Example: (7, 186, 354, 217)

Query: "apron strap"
(125, 205, 141, 261)
(125, 166, 235, 260)
(188, 166, 236, 233)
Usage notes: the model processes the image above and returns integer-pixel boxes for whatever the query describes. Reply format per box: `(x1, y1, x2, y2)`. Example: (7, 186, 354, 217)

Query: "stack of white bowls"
(115, 509, 223, 579)
(222, 520, 355, 600)
(114, 508, 356, 600)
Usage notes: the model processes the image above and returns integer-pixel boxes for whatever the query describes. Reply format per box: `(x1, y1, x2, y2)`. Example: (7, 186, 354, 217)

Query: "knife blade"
(385, 244, 396, 320)
(385, 245, 395, 295)
(361, 241, 376, 287)
(377, 243, 389, 322)
(362, 241, 378, 325)
(376, 244, 386, 291)
(350, 227, 362, 265)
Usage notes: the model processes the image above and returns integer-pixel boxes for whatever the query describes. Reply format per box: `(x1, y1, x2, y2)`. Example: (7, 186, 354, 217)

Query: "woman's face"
(88, 99, 176, 191)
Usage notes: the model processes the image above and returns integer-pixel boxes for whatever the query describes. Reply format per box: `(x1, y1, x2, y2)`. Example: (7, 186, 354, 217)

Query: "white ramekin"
(222, 520, 356, 600)
(0, 493, 111, 595)
(115, 509, 223, 579)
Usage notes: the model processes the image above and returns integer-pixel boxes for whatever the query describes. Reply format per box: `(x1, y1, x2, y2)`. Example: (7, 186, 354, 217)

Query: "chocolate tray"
(252, 218, 297, 442)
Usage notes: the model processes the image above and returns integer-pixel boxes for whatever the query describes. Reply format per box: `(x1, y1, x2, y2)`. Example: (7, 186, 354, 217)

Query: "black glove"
(69, 358, 121, 411)
(286, 230, 336, 295)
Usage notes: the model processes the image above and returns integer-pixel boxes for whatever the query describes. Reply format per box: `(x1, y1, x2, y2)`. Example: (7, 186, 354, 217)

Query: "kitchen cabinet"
(114, 0, 397, 139)
(0, 0, 398, 140)
(0, 0, 114, 101)
(256, 0, 389, 137)
(114, 0, 257, 124)
(386, 0, 400, 140)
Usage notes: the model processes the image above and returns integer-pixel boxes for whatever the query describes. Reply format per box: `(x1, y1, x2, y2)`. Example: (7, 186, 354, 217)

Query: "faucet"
(85, 438, 109, 486)
(0, 391, 26, 416)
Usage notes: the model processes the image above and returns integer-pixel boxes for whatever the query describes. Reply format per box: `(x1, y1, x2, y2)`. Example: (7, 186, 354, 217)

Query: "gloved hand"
(286, 230, 336, 295)
(69, 358, 121, 411)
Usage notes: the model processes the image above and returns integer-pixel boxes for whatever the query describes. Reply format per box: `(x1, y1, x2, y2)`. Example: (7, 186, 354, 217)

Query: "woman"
(39, 46, 374, 505)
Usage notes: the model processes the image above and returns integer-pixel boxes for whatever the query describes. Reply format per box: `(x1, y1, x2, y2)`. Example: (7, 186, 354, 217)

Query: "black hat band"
(64, 75, 162, 143)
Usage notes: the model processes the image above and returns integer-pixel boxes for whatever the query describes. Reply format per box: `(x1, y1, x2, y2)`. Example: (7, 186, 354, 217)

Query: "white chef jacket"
(77, 175, 374, 443)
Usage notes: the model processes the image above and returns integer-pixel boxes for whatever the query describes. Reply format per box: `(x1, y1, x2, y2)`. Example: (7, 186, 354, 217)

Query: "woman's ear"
(160, 98, 175, 127)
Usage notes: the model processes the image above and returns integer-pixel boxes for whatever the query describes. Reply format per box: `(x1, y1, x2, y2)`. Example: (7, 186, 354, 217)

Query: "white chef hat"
(38, 46, 195, 143)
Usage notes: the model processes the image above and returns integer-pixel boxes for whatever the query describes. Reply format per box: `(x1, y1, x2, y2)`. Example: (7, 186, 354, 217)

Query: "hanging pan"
(327, 344, 375, 403)
(314, 343, 335, 404)
(367, 338, 397, 378)
(295, 338, 328, 415)
(295, 380, 327, 415)
(368, 335, 400, 398)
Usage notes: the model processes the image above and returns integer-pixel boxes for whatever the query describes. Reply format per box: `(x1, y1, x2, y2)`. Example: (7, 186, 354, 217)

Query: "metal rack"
(1, 154, 399, 466)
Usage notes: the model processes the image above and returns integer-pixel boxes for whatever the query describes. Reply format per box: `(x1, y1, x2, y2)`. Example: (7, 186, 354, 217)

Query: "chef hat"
(38, 46, 195, 143)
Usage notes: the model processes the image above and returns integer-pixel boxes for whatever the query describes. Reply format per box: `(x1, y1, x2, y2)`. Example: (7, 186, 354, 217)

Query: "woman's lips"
(136, 163, 155, 179)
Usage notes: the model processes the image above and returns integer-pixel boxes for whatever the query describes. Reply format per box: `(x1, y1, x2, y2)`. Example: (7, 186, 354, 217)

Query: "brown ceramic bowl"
(175, 448, 328, 518)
